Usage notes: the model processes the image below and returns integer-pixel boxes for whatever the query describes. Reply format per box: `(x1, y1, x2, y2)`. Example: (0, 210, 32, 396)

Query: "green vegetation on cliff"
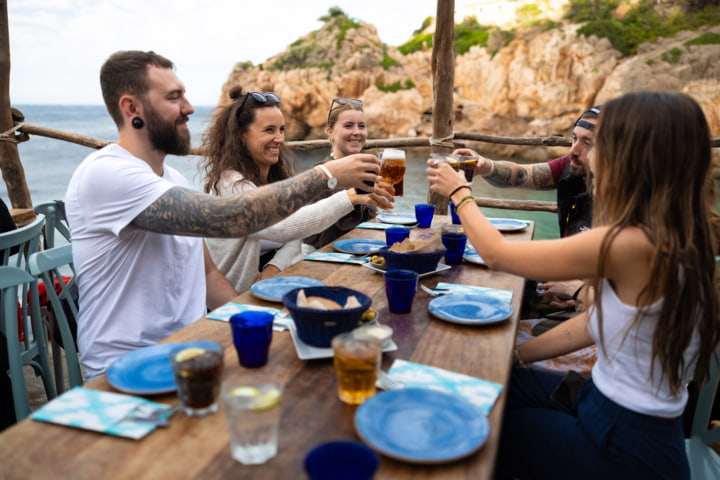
(398, 17, 514, 57)
(396, 1, 720, 59)
(569, 0, 720, 55)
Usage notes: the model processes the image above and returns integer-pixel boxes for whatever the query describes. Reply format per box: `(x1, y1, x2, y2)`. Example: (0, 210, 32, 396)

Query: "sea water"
(5, 105, 559, 239)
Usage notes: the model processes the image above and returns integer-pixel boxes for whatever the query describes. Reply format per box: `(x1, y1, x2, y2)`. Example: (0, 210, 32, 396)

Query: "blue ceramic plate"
(332, 238, 386, 255)
(487, 217, 531, 232)
(462, 244, 485, 265)
(106, 341, 218, 395)
(428, 293, 513, 325)
(251, 276, 324, 303)
(376, 213, 418, 225)
(354, 388, 490, 464)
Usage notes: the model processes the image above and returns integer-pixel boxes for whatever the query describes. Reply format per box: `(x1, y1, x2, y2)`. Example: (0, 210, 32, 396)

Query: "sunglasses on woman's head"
(239, 91, 281, 110)
(328, 97, 363, 124)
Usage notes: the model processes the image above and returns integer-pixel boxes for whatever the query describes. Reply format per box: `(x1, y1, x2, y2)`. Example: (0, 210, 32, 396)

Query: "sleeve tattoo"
(483, 161, 556, 190)
(132, 168, 329, 237)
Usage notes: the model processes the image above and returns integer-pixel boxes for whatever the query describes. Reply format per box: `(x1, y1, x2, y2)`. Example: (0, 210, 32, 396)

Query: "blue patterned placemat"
(386, 360, 503, 415)
(30, 387, 173, 439)
(206, 302, 289, 330)
(357, 222, 396, 230)
(435, 283, 513, 303)
(304, 251, 368, 264)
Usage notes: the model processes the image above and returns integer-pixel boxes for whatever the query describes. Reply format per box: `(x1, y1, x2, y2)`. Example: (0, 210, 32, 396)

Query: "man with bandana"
(453, 106, 600, 238)
(452, 107, 600, 316)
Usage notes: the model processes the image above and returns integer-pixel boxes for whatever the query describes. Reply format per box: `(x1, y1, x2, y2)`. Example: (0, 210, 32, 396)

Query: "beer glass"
(379, 149, 406, 215)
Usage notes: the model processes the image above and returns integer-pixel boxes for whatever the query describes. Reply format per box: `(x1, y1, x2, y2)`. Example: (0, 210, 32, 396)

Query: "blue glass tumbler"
(414, 204, 435, 228)
(441, 232, 468, 266)
(384, 269, 418, 314)
(385, 226, 410, 246)
(229, 311, 274, 368)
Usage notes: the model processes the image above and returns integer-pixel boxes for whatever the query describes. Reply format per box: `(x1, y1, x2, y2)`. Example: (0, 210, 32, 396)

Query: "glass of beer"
(431, 153, 478, 184)
(331, 332, 381, 405)
(380, 149, 406, 215)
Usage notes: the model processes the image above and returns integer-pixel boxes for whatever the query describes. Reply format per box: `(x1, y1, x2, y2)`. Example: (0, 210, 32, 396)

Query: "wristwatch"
(317, 164, 338, 189)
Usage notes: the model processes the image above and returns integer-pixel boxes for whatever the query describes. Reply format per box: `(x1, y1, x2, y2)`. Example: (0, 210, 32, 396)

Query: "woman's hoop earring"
(131, 117, 144, 129)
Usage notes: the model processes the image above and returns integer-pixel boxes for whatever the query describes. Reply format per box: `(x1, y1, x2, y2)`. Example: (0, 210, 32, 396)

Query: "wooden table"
(0, 216, 533, 479)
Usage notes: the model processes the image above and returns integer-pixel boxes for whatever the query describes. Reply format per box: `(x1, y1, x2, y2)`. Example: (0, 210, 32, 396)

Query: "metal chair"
(0, 266, 56, 420)
(34, 200, 71, 249)
(686, 345, 720, 479)
(28, 244, 82, 393)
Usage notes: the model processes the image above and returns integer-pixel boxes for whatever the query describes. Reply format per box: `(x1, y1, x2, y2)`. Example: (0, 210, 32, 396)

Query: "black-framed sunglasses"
(239, 91, 282, 111)
(327, 97, 363, 125)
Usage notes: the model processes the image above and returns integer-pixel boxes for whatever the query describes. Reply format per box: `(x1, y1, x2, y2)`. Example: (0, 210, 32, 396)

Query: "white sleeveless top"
(588, 278, 699, 418)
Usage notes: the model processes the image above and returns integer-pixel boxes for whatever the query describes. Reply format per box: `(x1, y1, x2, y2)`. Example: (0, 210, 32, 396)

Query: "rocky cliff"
(220, 17, 720, 161)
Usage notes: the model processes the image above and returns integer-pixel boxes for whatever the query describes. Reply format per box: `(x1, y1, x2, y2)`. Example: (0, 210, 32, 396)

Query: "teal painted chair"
(28, 244, 82, 394)
(34, 200, 71, 249)
(686, 348, 720, 479)
(0, 214, 57, 420)
(0, 266, 56, 420)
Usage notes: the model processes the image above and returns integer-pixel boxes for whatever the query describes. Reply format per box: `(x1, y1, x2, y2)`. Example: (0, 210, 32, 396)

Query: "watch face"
(327, 177, 338, 189)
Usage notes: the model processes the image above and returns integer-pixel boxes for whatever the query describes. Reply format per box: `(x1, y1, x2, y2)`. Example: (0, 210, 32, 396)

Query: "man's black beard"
(145, 107, 191, 156)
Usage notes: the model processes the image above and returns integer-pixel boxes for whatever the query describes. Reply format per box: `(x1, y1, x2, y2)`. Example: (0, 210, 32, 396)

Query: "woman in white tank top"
(428, 91, 720, 479)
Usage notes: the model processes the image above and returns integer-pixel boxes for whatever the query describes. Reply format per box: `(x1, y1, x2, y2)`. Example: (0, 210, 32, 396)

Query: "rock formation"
(221, 16, 720, 162)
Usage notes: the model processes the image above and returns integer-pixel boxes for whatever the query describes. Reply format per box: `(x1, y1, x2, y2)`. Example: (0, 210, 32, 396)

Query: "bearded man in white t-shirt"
(65, 50, 382, 379)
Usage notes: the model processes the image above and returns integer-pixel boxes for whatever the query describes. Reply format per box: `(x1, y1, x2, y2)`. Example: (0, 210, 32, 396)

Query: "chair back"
(0, 215, 46, 354)
(0, 266, 56, 420)
(684, 256, 720, 478)
(0, 214, 45, 269)
(34, 201, 71, 249)
(28, 244, 82, 393)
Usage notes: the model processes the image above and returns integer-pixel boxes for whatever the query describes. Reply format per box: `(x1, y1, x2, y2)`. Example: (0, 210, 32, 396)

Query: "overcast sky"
(8, 1, 447, 106)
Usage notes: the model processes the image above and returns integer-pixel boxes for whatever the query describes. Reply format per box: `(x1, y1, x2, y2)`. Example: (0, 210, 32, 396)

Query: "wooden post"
(429, 0, 455, 214)
(0, 1, 32, 208)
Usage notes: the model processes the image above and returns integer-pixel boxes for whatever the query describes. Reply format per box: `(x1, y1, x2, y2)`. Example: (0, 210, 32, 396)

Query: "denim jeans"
(495, 367, 689, 480)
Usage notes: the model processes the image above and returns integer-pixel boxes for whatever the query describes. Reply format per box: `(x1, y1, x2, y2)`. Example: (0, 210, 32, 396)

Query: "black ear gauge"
(131, 117, 144, 129)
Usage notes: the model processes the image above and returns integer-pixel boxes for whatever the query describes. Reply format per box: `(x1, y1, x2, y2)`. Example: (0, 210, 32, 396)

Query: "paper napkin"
(30, 387, 173, 439)
(356, 222, 396, 230)
(435, 283, 513, 303)
(206, 302, 290, 331)
(304, 251, 368, 264)
(386, 359, 503, 415)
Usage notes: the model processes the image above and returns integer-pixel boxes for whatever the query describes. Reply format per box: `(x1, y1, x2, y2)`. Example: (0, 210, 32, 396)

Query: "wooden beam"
(0, 1, 32, 208)
(429, 0, 456, 214)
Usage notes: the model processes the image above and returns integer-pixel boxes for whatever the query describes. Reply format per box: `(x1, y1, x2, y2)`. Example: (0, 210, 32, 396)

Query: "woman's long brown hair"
(200, 86, 295, 194)
(590, 91, 719, 392)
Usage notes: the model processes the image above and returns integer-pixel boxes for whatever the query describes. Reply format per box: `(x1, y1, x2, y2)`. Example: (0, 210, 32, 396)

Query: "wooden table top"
(0, 215, 534, 480)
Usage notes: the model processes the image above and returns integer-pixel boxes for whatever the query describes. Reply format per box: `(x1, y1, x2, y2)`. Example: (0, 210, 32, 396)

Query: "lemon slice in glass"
(252, 388, 282, 412)
(228, 386, 261, 398)
(174, 347, 206, 362)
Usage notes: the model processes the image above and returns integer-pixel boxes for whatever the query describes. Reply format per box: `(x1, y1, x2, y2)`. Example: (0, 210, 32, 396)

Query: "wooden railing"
(6, 122, 720, 214)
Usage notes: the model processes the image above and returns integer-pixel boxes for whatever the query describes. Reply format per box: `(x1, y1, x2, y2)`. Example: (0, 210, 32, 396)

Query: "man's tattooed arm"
(482, 161, 556, 190)
(132, 168, 330, 237)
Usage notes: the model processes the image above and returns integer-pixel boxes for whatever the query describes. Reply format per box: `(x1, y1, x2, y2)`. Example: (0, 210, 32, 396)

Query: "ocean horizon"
(4, 105, 559, 239)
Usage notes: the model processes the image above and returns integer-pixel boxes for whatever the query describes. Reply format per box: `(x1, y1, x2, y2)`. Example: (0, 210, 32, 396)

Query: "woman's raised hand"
(346, 181, 395, 209)
(426, 159, 467, 198)
(324, 153, 381, 192)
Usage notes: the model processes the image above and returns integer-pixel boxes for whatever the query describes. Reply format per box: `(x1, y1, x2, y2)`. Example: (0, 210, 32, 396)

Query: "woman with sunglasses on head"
(428, 91, 720, 479)
(304, 97, 394, 250)
(200, 87, 393, 293)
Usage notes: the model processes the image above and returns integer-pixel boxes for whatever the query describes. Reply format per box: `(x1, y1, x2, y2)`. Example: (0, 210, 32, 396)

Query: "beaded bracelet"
(455, 194, 476, 211)
(449, 184, 471, 199)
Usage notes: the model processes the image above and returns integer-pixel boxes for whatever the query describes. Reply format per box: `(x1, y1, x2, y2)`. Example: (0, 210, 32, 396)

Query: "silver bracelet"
(513, 346, 525, 367)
